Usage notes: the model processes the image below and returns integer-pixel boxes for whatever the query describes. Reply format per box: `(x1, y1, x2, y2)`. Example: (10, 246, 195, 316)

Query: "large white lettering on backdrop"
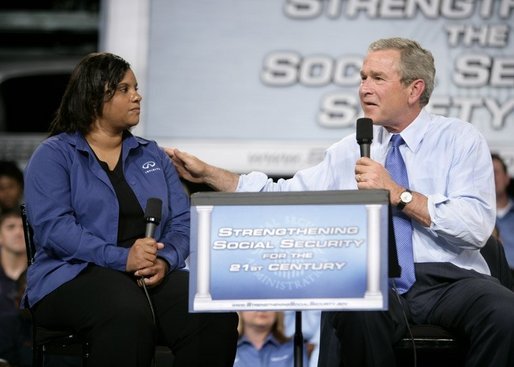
(146, 0, 514, 174)
(283, 0, 514, 19)
(262, 0, 514, 129)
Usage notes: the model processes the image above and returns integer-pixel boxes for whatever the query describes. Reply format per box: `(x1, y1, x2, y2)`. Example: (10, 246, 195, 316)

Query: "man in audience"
(492, 153, 514, 269)
(0, 209, 31, 367)
(0, 161, 24, 215)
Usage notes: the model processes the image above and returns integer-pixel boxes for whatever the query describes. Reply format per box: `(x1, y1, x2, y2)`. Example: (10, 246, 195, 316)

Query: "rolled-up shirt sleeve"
(423, 127, 495, 249)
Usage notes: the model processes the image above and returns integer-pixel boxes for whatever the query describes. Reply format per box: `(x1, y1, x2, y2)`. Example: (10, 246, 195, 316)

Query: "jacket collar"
(57, 130, 149, 156)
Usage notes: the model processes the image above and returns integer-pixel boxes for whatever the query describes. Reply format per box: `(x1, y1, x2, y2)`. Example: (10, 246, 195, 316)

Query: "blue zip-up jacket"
(22, 131, 190, 307)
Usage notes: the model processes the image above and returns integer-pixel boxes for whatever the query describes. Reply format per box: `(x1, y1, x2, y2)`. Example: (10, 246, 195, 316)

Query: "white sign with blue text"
(188, 190, 389, 312)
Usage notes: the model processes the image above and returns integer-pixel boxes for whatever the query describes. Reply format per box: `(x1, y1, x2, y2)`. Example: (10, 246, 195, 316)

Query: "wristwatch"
(397, 189, 413, 210)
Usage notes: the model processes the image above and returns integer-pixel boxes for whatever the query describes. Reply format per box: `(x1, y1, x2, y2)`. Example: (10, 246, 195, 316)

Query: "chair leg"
(33, 345, 43, 367)
(81, 342, 90, 367)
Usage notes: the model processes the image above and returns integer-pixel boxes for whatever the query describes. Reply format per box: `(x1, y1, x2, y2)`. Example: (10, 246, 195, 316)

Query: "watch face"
(400, 191, 413, 203)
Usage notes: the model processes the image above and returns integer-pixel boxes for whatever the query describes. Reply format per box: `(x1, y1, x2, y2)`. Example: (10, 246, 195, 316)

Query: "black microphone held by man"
(356, 117, 373, 158)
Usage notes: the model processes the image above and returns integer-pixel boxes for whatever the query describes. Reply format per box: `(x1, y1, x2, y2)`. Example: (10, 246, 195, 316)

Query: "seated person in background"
(0, 161, 24, 215)
(0, 209, 31, 367)
(22, 52, 238, 367)
(234, 311, 307, 367)
(492, 153, 514, 269)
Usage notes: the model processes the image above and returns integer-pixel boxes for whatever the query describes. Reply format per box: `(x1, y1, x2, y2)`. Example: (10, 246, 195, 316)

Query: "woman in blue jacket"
(22, 52, 238, 366)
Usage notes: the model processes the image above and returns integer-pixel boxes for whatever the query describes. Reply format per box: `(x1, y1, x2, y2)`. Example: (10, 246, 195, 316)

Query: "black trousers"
(318, 262, 514, 367)
(33, 265, 238, 367)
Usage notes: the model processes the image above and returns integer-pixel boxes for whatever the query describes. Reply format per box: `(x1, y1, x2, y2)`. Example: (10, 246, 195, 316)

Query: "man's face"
(0, 215, 25, 256)
(359, 49, 413, 131)
(0, 176, 23, 211)
(493, 158, 510, 196)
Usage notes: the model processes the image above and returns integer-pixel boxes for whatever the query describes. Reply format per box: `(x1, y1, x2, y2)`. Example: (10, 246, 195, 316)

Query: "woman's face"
(241, 311, 277, 332)
(100, 69, 142, 132)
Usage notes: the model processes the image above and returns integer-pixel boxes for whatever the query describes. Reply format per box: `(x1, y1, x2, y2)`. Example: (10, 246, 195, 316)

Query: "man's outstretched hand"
(164, 147, 239, 192)
(164, 147, 208, 184)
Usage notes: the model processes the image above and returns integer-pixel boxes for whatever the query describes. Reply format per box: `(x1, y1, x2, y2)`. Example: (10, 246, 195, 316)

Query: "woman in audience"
(235, 311, 307, 367)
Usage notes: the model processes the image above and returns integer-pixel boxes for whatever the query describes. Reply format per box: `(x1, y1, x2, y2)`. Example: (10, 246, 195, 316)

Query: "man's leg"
(318, 289, 408, 367)
(407, 263, 514, 367)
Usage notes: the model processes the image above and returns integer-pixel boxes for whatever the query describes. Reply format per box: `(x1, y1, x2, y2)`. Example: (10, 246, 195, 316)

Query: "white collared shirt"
(237, 109, 495, 275)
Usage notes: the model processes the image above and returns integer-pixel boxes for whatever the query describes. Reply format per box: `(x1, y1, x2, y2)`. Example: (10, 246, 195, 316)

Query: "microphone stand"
(294, 311, 303, 367)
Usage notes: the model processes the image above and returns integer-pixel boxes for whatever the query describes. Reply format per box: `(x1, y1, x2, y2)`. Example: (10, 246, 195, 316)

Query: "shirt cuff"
(237, 171, 270, 192)
(105, 246, 129, 271)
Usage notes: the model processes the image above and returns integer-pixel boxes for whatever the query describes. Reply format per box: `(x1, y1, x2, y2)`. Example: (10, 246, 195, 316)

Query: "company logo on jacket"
(271, 355, 289, 362)
(142, 161, 161, 174)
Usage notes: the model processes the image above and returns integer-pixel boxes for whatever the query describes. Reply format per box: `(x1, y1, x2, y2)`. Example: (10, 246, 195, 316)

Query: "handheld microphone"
(356, 117, 373, 158)
(144, 198, 162, 238)
(141, 198, 163, 325)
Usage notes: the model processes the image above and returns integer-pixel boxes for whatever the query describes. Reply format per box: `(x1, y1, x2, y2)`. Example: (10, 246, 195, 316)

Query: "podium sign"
(189, 190, 389, 311)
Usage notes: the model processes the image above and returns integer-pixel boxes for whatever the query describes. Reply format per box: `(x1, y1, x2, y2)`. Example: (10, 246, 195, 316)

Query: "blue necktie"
(386, 134, 415, 294)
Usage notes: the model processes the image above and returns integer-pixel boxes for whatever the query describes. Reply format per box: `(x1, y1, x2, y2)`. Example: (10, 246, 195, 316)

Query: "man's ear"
(408, 79, 425, 105)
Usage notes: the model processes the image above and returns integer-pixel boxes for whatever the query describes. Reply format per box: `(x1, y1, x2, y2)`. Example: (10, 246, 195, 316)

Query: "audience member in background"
(492, 153, 514, 269)
(234, 311, 308, 367)
(0, 209, 31, 367)
(283, 311, 321, 367)
(0, 161, 24, 214)
(22, 52, 238, 367)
